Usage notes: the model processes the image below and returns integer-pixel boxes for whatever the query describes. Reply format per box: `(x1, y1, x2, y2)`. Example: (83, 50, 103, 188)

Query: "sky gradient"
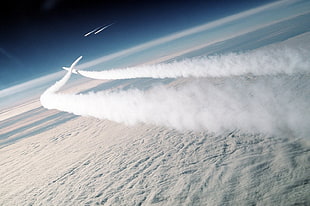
(0, 0, 276, 89)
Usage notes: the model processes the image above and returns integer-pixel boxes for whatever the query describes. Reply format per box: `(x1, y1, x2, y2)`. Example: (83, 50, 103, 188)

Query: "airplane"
(84, 23, 114, 36)
(62, 56, 83, 74)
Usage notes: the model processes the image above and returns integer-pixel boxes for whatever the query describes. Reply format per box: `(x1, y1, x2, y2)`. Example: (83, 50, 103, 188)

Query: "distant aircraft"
(84, 27, 101, 37)
(84, 23, 114, 37)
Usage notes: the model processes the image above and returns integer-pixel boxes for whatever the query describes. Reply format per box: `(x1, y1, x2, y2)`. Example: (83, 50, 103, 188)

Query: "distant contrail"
(94, 23, 114, 34)
(84, 23, 114, 37)
(84, 27, 101, 37)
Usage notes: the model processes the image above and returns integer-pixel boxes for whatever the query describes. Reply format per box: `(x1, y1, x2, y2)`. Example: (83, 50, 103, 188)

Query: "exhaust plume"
(69, 47, 309, 80)
(41, 46, 310, 138)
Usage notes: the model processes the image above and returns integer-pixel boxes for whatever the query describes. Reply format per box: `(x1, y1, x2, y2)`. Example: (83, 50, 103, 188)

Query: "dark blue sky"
(0, 0, 275, 89)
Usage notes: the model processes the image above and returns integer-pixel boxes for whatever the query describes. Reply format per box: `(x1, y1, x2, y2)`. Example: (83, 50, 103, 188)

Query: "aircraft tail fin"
(62, 56, 82, 74)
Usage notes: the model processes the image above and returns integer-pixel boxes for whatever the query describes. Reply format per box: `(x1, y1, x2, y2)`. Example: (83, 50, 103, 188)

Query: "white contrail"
(44, 56, 82, 93)
(84, 27, 101, 37)
(40, 74, 310, 138)
(94, 23, 114, 34)
(63, 47, 310, 80)
(41, 46, 310, 138)
(84, 23, 114, 36)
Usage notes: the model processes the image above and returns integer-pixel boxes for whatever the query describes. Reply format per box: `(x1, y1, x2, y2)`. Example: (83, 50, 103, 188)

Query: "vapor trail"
(84, 27, 100, 37)
(94, 23, 114, 34)
(84, 23, 114, 37)
(41, 46, 310, 138)
(67, 47, 309, 80)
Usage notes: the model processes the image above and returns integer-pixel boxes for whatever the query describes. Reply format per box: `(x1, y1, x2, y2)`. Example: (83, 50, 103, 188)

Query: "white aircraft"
(62, 56, 83, 74)
(84, 23, 114, 36)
